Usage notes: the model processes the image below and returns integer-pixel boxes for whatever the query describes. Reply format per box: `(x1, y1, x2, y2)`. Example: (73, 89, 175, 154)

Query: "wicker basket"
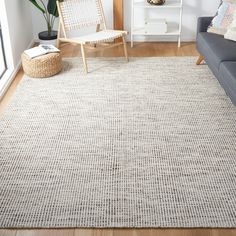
(22, 52, 62, 78)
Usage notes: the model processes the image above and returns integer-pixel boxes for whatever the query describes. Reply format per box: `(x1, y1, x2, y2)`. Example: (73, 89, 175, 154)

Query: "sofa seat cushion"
(219, 61, 236, 105)
(197, 32, 236, 70)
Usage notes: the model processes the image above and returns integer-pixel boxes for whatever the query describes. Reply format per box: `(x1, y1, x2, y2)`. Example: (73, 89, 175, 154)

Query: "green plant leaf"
(47, 0, 59, 17)
(28, 0, 45, 14)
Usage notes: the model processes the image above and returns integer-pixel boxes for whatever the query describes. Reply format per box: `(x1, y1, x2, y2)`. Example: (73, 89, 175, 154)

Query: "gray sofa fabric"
(196, 17, 236, 105)
(197, 33, 236, 69)
(197, 33, 222, 77)
(220, 62, 236, 104)
(197, 17, 213, 34)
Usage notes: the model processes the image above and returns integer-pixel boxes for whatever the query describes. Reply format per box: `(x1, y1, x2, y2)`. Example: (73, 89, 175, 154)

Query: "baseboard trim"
(0, 39, 35, 101)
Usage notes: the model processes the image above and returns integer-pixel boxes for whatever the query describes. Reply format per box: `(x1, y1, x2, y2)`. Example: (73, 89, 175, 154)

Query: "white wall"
(0, 0, 34, 97)
(2, 0, 34, 67)
(31, 0, 220, 42)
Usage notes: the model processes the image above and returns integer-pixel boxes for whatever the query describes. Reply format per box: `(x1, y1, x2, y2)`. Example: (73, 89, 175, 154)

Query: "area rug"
(0, 57, 236, 228)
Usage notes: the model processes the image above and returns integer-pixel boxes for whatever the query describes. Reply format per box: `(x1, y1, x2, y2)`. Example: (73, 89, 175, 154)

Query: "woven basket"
(22, 53, 62, 78)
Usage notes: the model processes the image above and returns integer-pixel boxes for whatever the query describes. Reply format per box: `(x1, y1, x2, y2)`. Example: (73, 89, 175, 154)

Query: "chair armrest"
(197, 17, 213, 34)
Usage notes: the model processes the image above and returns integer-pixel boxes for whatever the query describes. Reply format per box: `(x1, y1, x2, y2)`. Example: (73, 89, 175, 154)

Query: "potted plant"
(28, 0, 63, 45)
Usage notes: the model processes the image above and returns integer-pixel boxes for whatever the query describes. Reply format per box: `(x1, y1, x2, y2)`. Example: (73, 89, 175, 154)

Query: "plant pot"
(147, 0, 166, 5)
(38, 30, 58, 46)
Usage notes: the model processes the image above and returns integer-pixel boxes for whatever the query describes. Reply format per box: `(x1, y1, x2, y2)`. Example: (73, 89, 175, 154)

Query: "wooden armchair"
(56, 0, 129, 73)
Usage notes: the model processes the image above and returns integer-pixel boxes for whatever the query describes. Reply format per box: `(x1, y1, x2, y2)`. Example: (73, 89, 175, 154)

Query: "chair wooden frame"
(56, 0, 128, 74)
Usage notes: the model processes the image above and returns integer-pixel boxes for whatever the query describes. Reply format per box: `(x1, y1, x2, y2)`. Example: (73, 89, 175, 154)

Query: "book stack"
(24, 45, 60, 59)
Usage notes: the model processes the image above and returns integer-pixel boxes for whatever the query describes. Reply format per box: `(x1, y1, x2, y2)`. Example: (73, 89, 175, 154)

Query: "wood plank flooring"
(1, 229, 236, 236)
(59, 42, 198, 57)
(0, 42, 235, 236)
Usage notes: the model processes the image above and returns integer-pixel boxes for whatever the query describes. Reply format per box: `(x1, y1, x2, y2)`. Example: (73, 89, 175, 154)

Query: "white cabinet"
(131, 0, 183, 47)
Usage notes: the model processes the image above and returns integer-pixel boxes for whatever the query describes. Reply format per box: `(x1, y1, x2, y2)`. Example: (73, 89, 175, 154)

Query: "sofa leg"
(196, 55, 204, 65)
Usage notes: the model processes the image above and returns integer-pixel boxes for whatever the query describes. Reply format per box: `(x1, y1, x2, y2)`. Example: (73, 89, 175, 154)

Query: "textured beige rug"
(0, 57, 236, 228)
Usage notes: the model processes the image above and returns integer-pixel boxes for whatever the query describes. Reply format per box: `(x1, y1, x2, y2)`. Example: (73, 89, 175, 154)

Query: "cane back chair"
(56, 0, 129, 73)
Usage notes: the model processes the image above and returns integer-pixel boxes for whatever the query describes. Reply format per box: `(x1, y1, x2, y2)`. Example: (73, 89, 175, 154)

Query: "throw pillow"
(207, 0, 236, 35)
(224, 11, 236, 40)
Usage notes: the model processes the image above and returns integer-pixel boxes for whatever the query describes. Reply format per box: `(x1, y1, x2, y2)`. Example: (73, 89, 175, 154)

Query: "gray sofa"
(196, 17, 236, 105)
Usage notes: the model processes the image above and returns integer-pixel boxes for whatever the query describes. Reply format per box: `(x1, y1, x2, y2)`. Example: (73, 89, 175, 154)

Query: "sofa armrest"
(197, 17, 213, 34)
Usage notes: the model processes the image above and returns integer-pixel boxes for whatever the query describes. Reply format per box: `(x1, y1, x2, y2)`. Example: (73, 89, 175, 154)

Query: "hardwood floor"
(1, 229, 236, 236)
(0, 42, 235, 236)
(59, 41, 198, 57)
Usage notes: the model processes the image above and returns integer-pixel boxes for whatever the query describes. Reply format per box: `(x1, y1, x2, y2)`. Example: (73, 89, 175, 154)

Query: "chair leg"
(57, 23, 61, 49)
(80, 44, 88, 74)
(56, 39, 60, 49)
(122, 36, 129, 62)
(196, 55, 204, 65)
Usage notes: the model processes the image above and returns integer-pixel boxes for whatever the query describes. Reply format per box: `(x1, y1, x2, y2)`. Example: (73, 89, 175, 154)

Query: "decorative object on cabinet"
(147, 0, 166, 5)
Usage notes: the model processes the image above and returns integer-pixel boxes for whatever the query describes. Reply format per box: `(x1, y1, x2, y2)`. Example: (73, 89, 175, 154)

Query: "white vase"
(38, 31, 58, 47)
(39, 39, 57, 46)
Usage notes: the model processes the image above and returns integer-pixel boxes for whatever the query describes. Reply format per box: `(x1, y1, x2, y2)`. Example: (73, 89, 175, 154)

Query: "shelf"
(132, 23, 180, 36)
(133, 1, 182, 9)
(131, 0, 183, 47)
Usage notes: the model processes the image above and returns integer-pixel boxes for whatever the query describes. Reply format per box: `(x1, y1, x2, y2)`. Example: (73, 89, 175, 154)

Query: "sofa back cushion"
(225, 11, 236, 41)
(208, 0, 236, 35)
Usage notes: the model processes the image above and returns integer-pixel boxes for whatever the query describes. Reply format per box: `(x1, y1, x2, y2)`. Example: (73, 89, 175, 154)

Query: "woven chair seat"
(73, 30, 125, 44)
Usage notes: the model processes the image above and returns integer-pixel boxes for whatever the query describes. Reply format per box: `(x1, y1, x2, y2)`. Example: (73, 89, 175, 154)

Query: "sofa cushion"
(219, 61, 236, 105)
(225, 10, 236, 41)
(197, 32, 236, 70)
(208, 1, 236, 35)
